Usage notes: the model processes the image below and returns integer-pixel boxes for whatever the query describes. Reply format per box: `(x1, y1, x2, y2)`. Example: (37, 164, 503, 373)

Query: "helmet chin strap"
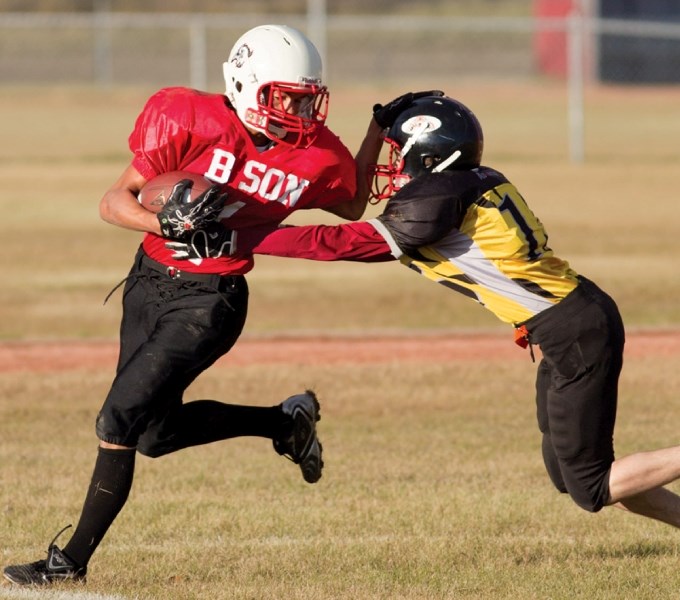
(432, 150, 462, 173)
(267, 123, 287, 140)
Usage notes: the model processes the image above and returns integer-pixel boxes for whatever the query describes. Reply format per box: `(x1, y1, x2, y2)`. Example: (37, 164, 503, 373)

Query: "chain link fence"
(1, 11, 679, 88)
(1, 6, 679, 164)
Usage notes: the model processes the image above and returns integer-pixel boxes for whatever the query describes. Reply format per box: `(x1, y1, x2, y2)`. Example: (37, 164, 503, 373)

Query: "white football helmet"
(223, 24, 329, 147)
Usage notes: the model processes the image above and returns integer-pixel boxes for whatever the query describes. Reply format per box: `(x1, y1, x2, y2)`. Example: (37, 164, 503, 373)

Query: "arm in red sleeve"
(243, 221, 395, 263)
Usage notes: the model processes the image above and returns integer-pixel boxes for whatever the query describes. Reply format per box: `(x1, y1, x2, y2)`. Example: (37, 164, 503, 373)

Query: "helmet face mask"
(369, 137, 411, 200)
(369, 96, 484, 201)
(223, 24, 328, 147)
(249, 81, 329, 145)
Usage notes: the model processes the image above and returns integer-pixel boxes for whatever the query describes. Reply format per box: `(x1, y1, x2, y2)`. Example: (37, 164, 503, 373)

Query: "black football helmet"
(370, 95, 484, 201)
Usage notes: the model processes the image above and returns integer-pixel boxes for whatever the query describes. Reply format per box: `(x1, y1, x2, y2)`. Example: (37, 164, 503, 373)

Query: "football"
(137, 170, 213, 213)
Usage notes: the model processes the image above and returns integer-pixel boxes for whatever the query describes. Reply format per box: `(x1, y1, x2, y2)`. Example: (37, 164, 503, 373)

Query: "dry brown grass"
(2, 357, 680, 599)
(2, 82, 680, 599)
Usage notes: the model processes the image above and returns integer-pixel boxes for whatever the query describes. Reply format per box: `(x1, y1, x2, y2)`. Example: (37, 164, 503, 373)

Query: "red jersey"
(129, 87, 357, 275)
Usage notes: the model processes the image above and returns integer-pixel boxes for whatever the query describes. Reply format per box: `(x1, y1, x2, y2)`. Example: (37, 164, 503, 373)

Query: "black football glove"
(372, 90, 445, 129)
(157, 180, 227, 240)
(164, 223, 237, 260)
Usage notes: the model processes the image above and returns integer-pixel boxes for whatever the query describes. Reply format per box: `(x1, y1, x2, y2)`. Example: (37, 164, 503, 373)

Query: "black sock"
(62, 446, 136, 568)
(169, 401, 288, 451)
(138, 401, 291, 457)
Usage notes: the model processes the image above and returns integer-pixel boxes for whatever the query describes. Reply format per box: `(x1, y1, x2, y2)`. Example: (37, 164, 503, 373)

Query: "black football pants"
(96, 248, 249, 450)
(523, 276, 625, 513)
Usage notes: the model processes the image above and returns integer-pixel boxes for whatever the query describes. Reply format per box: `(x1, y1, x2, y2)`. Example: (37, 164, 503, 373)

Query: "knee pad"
(95, 412, 137, 448)
(568, 486, 609, 513)
(564, 464, 612, 513)
(136, 428, 180, 458)
(136, 438, 168, 458)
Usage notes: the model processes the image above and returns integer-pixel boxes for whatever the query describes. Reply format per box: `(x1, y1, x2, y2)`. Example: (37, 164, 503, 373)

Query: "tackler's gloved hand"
(372, 90, 445, 129)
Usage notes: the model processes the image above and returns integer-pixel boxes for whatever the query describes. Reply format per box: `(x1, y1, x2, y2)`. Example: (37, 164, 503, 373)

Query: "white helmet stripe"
(432, 150, 462, 173)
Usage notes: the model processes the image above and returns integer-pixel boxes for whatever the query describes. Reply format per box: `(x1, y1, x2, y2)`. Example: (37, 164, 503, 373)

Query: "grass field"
(2, 354, 680, 599)
(2, 82, 680, 599)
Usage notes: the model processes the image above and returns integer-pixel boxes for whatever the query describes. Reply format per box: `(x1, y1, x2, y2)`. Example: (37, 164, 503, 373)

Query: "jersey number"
(498, 191, 545, 260)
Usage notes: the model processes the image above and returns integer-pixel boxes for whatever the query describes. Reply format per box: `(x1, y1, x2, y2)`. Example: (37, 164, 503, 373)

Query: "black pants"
(522, 276, 625, 512)
(96, 248, 249, 450)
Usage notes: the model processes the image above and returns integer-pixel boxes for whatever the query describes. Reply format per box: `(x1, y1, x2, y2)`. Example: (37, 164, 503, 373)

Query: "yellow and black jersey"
(369, 167, 580, 325)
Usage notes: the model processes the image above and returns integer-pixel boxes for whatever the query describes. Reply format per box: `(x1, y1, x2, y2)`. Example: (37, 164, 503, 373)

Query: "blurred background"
(2, 0, 680, 162)
(1, 0, 679, 339)
(3, 1, 680, 87)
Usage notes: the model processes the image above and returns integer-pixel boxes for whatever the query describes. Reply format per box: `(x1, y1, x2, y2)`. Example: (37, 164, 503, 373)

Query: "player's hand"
(165, 223, 237, 260)
(372, 90, 445, 129)
(157, 181, 227, 240)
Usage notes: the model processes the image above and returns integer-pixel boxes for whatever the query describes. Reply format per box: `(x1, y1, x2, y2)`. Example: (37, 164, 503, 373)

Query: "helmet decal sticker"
(400, 115, 441, 135)
(231, 44, 253, 68)
(399, 116, 438, 160)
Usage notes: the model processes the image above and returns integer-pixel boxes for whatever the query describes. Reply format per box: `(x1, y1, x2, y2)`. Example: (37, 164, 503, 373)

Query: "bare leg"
(611, 487, 680, 528)
(607, 446, 680, 527)
(608, 446, 680, 501)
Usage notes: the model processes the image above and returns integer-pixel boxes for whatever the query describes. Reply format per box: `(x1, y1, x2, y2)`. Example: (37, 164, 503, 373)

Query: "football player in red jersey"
(2, 25, 430, 586)
(240, 94, 680, 533)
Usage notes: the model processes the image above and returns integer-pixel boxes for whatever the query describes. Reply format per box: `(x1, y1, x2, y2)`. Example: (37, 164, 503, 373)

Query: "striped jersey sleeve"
(374, 168, 579, 325)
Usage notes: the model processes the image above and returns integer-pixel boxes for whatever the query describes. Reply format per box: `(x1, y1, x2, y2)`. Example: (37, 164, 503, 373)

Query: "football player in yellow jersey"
(177, 94, 680, 529)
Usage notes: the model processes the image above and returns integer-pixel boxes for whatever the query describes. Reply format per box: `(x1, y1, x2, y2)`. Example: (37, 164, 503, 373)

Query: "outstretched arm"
(242, 220, 395, 263)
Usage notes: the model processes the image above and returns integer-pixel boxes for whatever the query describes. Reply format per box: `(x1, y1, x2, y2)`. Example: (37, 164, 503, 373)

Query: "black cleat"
(3, 526, 86, 586)
(274, 390, 324, 484)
